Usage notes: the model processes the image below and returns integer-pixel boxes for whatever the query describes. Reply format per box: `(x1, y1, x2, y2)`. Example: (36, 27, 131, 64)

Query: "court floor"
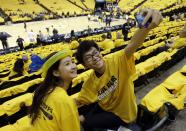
(0, 16, 125, 49)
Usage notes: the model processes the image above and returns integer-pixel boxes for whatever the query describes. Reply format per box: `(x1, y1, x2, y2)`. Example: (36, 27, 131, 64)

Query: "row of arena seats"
(81, 0, 95, 10)
(134, 46, 186, 87)
(137, 0, 177, 11)
(0, 32, 175, 89)
(162, 0, 186, 14)
(68, 0, 90, 10)
(39, 0, 91, 16)
(0, 71, 41, 91)
(132, 0, 185, 16)
(0, 38, 183, 83)
(134, 49, 178, 84)
(0, 30, 124, 73)
(118, 0, 185, 15)
(127, 20, 185, 41)
(1, 0, 50, 22)
(118, 0, 145, 12)
(0, 19, 184, 73)
(0, 21, 185, 90)
(0, 78, 43, 105)
(137, 64, 186, 130)
(0, 0, 93, 23)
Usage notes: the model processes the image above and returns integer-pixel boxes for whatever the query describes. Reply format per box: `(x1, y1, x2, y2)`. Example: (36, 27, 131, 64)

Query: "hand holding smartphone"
(134, 9, 163, 29)
(134, 12, 152, 28)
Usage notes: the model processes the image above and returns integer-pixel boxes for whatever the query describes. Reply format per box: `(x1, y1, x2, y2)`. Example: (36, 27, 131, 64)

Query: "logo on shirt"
(40, 102, 53, 120)
(98, 76, 118, 100)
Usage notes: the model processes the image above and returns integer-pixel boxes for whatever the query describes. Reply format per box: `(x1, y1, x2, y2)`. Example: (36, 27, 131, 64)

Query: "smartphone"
(134, 13, 152, 28)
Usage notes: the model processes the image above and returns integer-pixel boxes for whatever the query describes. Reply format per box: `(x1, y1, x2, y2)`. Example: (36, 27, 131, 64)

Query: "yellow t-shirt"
(70, 40, 79, 50)
(0, 125, 15, 131)
(13, 115, 30, 131)
(77, 50, 137, 123)
(172, 37, 186, 48)
(99, 39, 115, 50)
(29, 87, 80, 131)
(114, 39, 125, 47)
(141, 84, 185, 113)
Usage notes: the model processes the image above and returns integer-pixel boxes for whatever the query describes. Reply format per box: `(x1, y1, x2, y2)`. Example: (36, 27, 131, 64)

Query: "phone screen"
(135, 14, 144, 28)
(135, 14, 152, 28)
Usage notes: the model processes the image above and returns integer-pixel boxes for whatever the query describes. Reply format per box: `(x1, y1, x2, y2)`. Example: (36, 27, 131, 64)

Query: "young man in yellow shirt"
(75, 9, 163, 131)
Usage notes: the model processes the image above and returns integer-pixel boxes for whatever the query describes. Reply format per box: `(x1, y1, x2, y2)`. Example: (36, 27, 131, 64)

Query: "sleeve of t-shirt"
(113, 49, 136, 76)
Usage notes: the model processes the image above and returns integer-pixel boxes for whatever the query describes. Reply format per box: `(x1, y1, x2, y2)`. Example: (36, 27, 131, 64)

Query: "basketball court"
(0, 16, 125, 49)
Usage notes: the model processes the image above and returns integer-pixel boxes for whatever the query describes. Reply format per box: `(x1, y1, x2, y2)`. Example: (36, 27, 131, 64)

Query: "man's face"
(83, 47, 104, 71)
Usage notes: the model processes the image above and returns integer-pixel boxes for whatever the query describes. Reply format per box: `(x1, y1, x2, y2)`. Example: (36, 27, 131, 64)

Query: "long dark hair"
(29, 52, 61, 124)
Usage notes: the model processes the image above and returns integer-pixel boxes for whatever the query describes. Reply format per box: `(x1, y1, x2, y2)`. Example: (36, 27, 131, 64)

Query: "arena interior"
(0, 0, 186, 131)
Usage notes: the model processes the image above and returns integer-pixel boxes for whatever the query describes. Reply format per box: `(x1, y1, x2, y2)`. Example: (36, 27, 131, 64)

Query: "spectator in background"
(38, 30, 44, 40)
(46, 27, 49, 34)
(36, 34, 42, 46)
(29, 54, 44, 73)
(70, 30, 76, 39)
(0, 37, 8, 50)
(88, 14, 91, 21)
(52, 28, 58, 35)
(107, 31, 112, 39)
(0, 32, 8, 50)
(106, 15, 111, 27)
(28, 30, 36, 43)
(52, 28, 60, 43)
(166, 25, 186, 49)
(172, 13, 178, 21)
(8, 58, 25, 79)
(24, 21, 27, 31)
(16, 36, 24, 51)
(122, 20, 131, 41)
(116, 31, 122, 39)
(129, 19, 136, 28)
(123, 12, 129, 21)
(87, 26, 92, 36)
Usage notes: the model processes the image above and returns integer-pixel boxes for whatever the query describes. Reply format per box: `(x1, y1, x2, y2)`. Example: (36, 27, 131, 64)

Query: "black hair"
(75, 40, 99, 64)
(107, 32, 112, 39)
(13, 58, 24, 74)
(29, 52, 61, 124)
(101, 34, 107, 39)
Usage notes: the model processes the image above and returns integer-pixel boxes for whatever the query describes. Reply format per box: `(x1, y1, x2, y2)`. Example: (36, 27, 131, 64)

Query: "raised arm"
(125, 9, 163, 59)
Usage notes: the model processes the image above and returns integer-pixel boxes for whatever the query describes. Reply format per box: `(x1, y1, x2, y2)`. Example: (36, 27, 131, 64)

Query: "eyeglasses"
(83, 50, 100, 63)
